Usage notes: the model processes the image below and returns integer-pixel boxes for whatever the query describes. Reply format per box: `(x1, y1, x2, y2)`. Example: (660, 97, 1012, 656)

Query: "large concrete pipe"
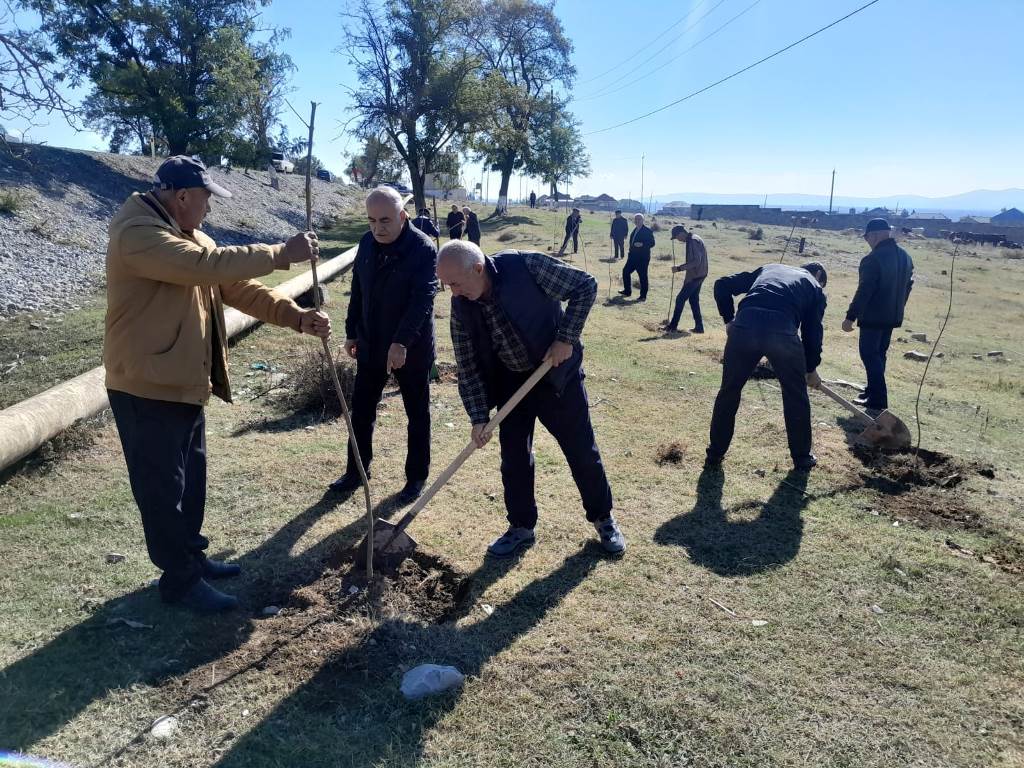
(0, 245, 357, 472)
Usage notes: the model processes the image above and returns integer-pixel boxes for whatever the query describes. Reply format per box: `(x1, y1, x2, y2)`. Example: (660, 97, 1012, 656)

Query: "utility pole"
(828, 168, 836, 215)
(640, 154, 645, 213)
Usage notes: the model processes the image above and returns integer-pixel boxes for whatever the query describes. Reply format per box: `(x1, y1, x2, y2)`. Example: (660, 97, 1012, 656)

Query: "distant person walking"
(463, 206, 481, 245)
(842, 218, 914, 412)
(609, 210, 628, 260)
(559, 208, 582, 255)
(446, 204, 465, 240)
(619, 213, 655, 301)
(666, 224, 708, 333)
(529, 191, 537, 209)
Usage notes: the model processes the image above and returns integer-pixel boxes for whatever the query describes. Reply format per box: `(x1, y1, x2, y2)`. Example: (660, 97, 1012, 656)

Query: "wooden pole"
(303, 101, 374, 579)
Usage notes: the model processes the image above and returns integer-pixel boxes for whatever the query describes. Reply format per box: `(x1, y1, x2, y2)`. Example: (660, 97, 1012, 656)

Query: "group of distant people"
(410, 204, 481, 245)
(101, 157, 914, 614)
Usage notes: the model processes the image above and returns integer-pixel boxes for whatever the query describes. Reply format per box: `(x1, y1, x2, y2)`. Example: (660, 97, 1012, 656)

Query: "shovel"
(355, 360, 554, 571)
(815, 381, 911, 450)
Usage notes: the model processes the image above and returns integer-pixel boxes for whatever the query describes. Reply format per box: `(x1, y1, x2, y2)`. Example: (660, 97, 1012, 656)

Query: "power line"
(585, 0, 883, 136)
(576, 0, 715, 86)
(576, 0, 729, 99)
(575, 0, 764, 104)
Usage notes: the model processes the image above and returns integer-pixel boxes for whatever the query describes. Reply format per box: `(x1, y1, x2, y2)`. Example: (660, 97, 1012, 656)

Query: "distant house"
(992, 207, 1024, 225)
(910, 212, 950, 221)
(616, 198, 644, 213)
(574, 193, 619, 211)
(658, 200, 690, 216)
(959, 216, 991, 225)
(423, 172, 467, 201)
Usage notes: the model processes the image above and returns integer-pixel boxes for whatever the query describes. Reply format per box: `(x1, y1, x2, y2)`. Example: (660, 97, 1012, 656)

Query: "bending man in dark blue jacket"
(330, 187, 439, 503)
(436, 240, 625, 558)
(708, 262, 828, 471)
(842, 218, 914, 412)
(411, 208, 440, 239)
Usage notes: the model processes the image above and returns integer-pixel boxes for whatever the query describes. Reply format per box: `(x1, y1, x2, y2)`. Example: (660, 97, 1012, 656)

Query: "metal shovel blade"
(354, 519, 417, 572)
(856, 409, 912, 450)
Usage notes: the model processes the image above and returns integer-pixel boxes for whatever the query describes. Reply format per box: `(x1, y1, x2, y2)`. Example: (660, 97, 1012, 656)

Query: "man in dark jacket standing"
(330, 187, 439, 503)
(446, 205, 465, 240)
(463, 205, 482, 245)
(559, 208, 582, 255)
(666, 224, 708, 332)
(708, 262, 828, 471)
(842, 218, 914, 412)
(620, 213, 655, 300)
(609, 210, 629, 260)
(436, 240, 625, 558)
(411, 208, 440, 240)
(529, 191, 537, 209)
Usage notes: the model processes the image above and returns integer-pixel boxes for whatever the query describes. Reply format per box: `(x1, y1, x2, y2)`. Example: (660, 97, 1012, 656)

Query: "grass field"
(1, 206, 1022, 767)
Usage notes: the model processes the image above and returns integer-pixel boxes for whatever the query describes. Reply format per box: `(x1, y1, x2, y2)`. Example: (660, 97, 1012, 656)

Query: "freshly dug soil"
(656, 441, 686, 465)
(853, 445, 994, 489)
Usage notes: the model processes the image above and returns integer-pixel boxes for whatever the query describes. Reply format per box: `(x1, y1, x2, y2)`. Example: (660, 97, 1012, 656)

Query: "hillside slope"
(0, 145, 362, 316)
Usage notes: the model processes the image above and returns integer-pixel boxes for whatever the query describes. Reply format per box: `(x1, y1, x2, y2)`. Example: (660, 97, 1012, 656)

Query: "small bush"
(0, 188, 27, 214)
(497, 231, 517, 242)
(283, 348, 356, 417)
(1002, 248, 1023, 260)
(748, 227, 764, 241)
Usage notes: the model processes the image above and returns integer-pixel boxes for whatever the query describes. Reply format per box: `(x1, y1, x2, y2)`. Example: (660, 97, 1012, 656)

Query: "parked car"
(270, 151, 294, 173)
(381, 180, 412, 195)
(316, 169, 335, 182)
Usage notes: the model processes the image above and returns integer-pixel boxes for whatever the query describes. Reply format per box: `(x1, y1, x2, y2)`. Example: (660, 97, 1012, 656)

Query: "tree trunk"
(495, 156, 514, 215)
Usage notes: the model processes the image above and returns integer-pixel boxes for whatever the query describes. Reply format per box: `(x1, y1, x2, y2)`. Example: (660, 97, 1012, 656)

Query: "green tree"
(469, 0, 573, 213)
(526, 105, 589, 197)
(231, 37, 294, 168)
(343, 0, 486, 210)
(345, 133, 405, 187)
(29, 0, 273, 156)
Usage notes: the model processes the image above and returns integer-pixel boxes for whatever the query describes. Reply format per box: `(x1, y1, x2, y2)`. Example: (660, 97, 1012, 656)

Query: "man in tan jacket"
(104, 155, 328, 614)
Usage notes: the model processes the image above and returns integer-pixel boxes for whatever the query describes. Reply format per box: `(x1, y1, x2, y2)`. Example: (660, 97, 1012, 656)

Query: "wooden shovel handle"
(816, 381, 874, 427)
(400, 360, 554, 523)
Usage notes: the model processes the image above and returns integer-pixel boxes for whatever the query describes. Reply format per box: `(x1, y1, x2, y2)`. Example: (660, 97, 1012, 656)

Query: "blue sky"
(7, 0, 1022, 201)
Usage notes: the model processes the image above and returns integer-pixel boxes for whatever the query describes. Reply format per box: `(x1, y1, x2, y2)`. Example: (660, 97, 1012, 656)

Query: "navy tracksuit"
(344, 223, 438, 483)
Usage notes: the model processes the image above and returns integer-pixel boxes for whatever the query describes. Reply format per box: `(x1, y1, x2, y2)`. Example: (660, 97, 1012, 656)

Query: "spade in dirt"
(355, 362, 552, 572)
(815, 380, 911, 449)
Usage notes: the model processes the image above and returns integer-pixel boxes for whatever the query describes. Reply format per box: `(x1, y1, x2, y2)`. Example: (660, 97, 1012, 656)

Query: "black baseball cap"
(864, 217, 891, 234)
(154, 155, 232, 198)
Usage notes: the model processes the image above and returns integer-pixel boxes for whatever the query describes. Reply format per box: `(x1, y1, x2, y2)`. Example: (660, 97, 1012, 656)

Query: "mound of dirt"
(853, 446, 994, 489)
(432, 361, 459, 384)
(656, 441, 686, 465)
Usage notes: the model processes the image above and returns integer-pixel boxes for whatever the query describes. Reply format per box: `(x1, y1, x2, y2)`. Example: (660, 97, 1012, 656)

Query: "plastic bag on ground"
(400, 664, 465, 700)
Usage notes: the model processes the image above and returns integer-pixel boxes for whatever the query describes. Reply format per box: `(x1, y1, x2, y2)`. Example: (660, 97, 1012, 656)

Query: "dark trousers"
(560, 230, 579, 254)
(469, 233, 481, 246)
(348, 358, 431, 483)
(621, 252, 650, 297)
(612, 237, 625, 259)
(670, 278, 705, 330)
(858, 326, 893, 409)
(708, 309, 813, 462)
(108, 390, 209, 602)
(496, 368, 613, 529)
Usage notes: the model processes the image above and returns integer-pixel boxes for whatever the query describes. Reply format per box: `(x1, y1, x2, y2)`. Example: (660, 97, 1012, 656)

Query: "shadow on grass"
(654, 466, 808, 576)
(0, 490, 370, 752)
(485, 214, 537, 231)
(212, 544, 604, 767)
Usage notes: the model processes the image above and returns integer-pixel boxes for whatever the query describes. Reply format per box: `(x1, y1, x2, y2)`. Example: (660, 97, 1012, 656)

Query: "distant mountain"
(650, 189, 1024, 217)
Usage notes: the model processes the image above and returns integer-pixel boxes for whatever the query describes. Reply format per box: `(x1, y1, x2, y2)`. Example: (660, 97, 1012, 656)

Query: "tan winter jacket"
(104, 191, 303, 405)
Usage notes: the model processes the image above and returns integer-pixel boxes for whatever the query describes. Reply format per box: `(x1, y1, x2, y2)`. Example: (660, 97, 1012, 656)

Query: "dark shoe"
(853, 394, 870, 406)
(201, 558, 241, 580)
(691, 327, 704, 334)
(793, 454, 818, 471)
(637, 295, 647, 302)
(864, 406, 885, 418)
(328, 472, 368, 494)
(177, 578, 239, 614)
(618, 289, 631, 296)
(396, 479, 426, 505)
(664, 324, 679, 333)
(594, 516, 626, 555)
(487, 526, 535, 558)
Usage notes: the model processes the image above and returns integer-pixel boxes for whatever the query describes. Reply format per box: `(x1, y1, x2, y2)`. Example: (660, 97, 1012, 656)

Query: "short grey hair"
(633, 213, 645, 223)
(438, 239, 484, 272)
(365, 185, 405, 212)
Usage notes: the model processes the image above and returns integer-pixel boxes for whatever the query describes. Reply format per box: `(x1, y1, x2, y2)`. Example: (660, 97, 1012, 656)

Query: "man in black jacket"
(329, 187, 439, 503)
(529, 191, 537, 209)
(463, 205, 482, 245)
(620, 213, 655, 300)
(411, 208, 440, 240)
(446, 205, 465, 240)
(842, 218, 914, 412)
(609, 210, 629, 260)
(559, 208, 582, 255)
(708, 262, 828, 471)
